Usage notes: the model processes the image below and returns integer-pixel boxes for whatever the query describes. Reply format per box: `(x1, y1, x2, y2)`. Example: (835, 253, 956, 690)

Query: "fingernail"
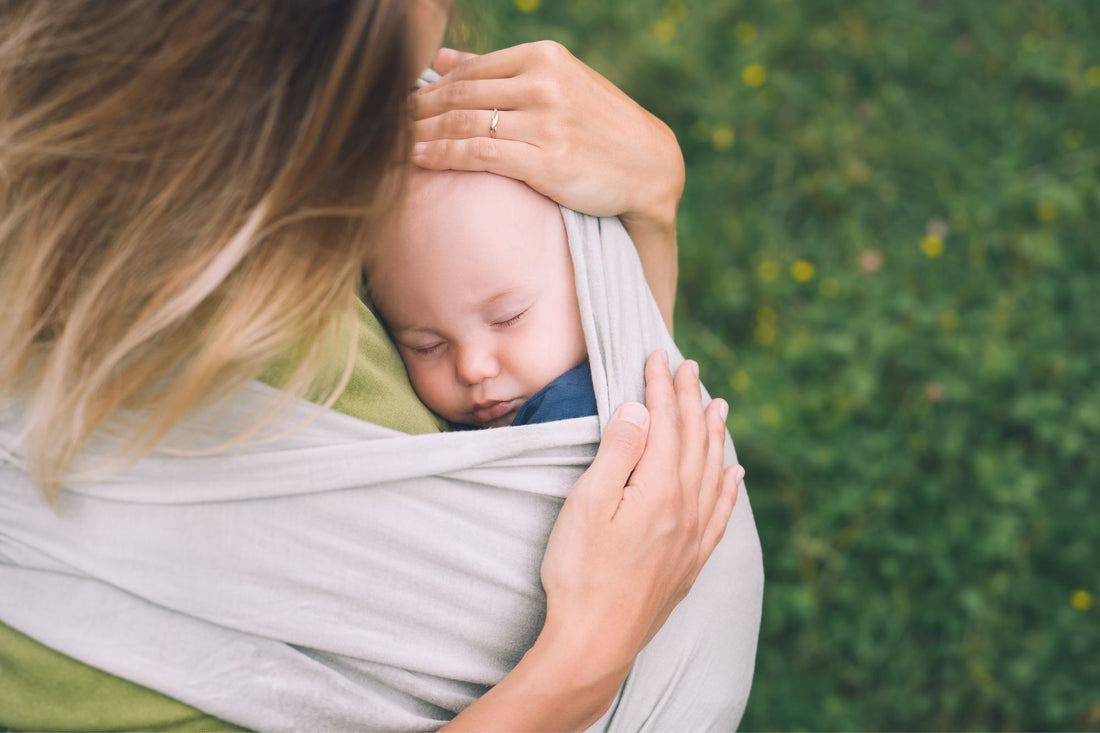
(717, 399, 729, 420)
(689, 360, 699, 377)
(615, 402, 649, 428)
(411, 142, 427, 157)
(734, 465, 745, 483)
(657, 349, 668, 365)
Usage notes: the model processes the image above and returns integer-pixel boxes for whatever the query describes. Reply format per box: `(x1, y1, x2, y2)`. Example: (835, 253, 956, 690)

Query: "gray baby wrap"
(0, 211, 764, 731)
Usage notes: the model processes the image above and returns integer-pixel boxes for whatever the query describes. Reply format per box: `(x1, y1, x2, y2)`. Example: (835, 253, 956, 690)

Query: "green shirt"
(0, 301, 442, 732)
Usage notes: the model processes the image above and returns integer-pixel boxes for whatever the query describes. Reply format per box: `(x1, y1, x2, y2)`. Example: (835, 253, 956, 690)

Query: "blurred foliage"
(467, 0, 1100, 730)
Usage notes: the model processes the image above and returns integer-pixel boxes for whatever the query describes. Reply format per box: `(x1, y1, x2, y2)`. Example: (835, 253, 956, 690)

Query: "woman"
(0, 1, 762, 730)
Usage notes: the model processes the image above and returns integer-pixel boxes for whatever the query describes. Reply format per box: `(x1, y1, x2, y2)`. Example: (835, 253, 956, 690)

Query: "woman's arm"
(411, 43, 683, 333)
(444, 351, 742, 731)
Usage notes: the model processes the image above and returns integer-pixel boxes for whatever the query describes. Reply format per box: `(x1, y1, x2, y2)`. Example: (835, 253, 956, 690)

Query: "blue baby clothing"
(511, 361, 597, 425)
(450, 361, 597, 430)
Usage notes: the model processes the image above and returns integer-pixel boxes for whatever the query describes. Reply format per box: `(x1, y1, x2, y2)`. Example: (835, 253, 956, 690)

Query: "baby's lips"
(472, 398, 520, 424)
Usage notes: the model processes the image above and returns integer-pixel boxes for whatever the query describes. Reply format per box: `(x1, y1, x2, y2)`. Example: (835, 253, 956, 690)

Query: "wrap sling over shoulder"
(0, 210, 764, 731)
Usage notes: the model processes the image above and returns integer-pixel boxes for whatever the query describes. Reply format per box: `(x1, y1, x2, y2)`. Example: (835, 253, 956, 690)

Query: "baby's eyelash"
(408, 342, 444, 356)
(494, 308, 529, 329)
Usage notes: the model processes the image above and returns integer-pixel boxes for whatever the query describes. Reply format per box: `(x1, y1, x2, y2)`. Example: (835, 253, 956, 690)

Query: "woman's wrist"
(620, 120, 685, 234)
(617, 119, 682, 332)
(620, 201, 680, 332)
(521, 618, 634, 726)
(442, 616, 631, 732)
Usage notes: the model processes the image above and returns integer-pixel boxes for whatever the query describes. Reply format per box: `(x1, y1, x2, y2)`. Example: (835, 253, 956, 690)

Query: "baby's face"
(371, 172, 587, 428)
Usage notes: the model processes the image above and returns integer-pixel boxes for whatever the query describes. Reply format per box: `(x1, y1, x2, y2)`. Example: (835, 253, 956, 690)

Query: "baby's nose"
(455, 345, 500, 385)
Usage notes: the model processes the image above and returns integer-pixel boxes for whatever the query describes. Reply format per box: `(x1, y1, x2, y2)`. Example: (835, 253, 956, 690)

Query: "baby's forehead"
(389, 170, 563, 263)
(402, 170, 554, 224)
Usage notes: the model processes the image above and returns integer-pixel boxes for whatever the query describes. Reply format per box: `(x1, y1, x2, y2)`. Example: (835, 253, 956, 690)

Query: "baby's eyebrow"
(477, 288, 523, 310)
(389, 325, 440, 340)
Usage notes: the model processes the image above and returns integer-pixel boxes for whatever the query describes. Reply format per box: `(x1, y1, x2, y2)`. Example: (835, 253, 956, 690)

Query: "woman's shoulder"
(258, 299, 444, 435)
(334, 299, 445, 434)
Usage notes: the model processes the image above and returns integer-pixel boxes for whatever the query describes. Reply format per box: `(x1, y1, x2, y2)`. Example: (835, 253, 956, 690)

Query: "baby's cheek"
(520, 328, 575, 390)
(551, 309, 588, 370)
(411, 363, 464, 420)
(406, 363, 440, 408)
(518, 329, 554, 368)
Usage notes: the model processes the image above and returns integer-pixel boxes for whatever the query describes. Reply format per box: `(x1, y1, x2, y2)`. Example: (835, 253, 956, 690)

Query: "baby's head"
(369, 170, 587, 428)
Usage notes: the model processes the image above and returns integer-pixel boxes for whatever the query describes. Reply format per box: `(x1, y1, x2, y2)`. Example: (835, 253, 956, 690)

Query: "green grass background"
(468, 1, 1099, 730)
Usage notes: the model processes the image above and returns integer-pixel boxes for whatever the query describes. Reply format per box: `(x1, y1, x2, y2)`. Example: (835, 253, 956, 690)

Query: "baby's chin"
(479, 410, 519, 429)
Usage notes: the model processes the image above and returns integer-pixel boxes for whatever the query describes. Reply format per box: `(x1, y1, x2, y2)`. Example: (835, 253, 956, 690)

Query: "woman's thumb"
(579, 402, 650, 506)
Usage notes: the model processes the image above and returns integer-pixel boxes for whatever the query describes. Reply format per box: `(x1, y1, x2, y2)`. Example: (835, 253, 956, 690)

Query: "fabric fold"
(1, 210, 763, 731)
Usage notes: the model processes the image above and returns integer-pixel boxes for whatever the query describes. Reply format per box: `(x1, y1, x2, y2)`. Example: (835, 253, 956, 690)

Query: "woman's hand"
(539, 350, 741, 672)
(444, 351, 742, 731)
(412, 43, 684, 228)
(411, 43, 684, 329)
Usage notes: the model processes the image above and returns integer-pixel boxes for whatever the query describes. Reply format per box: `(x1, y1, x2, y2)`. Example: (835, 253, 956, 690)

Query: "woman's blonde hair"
(0, 0, 417, 498)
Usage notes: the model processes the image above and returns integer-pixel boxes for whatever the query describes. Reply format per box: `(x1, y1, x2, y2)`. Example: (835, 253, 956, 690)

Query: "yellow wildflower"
(653, 19, 676, 43)
(756, 305, 777, 325)
(845, 159, 870, 185)
(734, 22, 757, 44)
(758, 260, 780, 282)
(665, 0, 687, 21)
(730, 370, 752, 392)
(754, 324, 776, 347)
(514, 0, 540, 12)
(1071, 589, 1093, 611)
(742, 63, 767, 88)
(1035, 201, 1057, 223)
(791, 259, 815, 282)
(712, 125, 735, 152)
(940, 310, 960, 332)
(921, 234, 944, 258)
(1086, 66, 1100, 87)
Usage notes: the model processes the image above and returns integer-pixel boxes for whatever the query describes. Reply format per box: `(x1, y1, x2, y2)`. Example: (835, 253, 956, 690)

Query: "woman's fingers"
(431, 42, 566, 82)
(413, 78, 525, 121)
(431, 47, 480, 75)
(413, 108, 539, 146)
(411, 135, 548, 187)
(699, 464, 743, 561)
(673, 360, 707, 499)
(695, 397, 728, 519)
(573, 402, 650, 518)
(628, 351, 681, 499)
(658, 354, 742, 573)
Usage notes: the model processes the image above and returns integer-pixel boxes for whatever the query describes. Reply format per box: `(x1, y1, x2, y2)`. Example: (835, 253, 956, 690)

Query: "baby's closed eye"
(492, 307, 530, 329)
(402, 341, 446, 358)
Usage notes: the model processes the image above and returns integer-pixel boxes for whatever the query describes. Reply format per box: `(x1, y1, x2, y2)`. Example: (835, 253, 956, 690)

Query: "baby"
(367, 170, 595, 429)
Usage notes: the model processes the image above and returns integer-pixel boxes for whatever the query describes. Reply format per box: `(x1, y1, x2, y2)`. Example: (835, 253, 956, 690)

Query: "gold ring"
(489, 109, 499, 139)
